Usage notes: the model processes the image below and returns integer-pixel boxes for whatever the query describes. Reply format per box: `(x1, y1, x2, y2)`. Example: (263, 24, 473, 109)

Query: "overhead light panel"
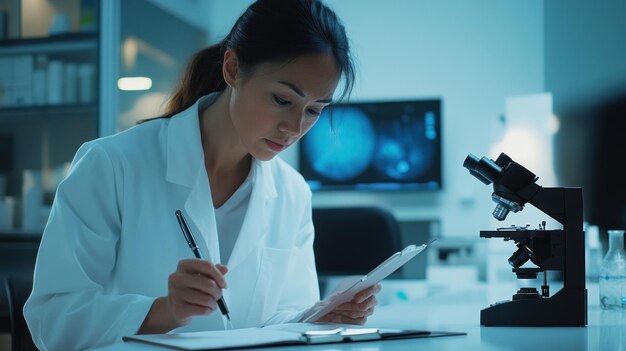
(118, 77, 152, 91)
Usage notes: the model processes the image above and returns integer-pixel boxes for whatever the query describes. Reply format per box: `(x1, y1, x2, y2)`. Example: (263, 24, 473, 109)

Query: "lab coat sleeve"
(23, 142, 155, 351)
(262, 189, 320, 325)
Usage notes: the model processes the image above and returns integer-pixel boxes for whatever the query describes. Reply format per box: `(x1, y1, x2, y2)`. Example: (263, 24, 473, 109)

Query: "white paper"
(124, 328, 303, 350)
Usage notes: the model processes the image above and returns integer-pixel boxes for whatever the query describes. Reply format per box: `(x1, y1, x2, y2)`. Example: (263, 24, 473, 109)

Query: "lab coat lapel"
(164, 97, 220, 264)
(227, 160, 277, 271)
(183, 172, 221, 264)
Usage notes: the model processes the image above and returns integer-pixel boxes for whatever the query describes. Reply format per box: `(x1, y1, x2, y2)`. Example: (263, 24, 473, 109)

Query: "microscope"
(463, 152, 587, 326)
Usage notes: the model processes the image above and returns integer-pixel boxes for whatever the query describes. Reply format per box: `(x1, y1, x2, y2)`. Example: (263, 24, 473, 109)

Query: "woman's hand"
(317, 284, 381, 325)
(139, 259, 228, 334)
(167, 259, 228, 325)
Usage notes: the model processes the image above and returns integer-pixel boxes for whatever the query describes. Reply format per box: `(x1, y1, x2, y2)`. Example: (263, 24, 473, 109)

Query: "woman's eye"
(307, 108, 321, 116)
(273, 95, 290, 106)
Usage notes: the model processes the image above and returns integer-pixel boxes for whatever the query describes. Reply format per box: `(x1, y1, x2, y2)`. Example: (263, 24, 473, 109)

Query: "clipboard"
(301, 240, 433, 323)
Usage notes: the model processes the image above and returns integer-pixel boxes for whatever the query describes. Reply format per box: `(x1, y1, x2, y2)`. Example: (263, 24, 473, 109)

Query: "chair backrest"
(5, 276, 38, 351)
(312, 206, 402, 277)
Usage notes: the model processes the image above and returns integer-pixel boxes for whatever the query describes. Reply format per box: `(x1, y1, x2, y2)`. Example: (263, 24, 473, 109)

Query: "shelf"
(0, 32, 98, 56)
(0, 103, 98, 124)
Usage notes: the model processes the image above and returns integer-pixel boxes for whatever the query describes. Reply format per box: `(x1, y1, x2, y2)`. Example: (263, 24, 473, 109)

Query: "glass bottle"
(599, 230, 626, 310)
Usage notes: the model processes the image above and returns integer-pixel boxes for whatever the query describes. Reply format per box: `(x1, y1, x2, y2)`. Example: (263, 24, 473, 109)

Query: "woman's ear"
(222, 49, 239, 88)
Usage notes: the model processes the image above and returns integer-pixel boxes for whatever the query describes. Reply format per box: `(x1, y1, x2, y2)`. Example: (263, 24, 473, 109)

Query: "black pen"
(175, 210, 233, 328)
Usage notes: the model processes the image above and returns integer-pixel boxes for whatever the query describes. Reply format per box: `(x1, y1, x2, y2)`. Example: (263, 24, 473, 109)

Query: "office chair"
(5, 276, 38, 351)
(312, 206, 403, 279)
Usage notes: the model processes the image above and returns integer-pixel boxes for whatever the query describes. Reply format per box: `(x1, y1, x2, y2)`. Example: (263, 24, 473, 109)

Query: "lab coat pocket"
(250, 247, 293, 324)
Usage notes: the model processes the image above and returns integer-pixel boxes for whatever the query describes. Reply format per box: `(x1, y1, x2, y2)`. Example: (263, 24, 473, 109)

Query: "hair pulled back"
(165, 0, 354, 117)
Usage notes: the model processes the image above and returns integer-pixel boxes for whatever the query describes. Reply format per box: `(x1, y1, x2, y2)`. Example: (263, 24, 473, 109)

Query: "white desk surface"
(95, 282, 625, 351)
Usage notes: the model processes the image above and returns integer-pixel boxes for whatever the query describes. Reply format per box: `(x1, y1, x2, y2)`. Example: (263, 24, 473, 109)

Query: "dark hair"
(164, 0, 355, 117)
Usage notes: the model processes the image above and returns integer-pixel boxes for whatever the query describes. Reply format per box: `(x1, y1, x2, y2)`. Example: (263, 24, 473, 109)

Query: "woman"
(24, 0, 380, 349)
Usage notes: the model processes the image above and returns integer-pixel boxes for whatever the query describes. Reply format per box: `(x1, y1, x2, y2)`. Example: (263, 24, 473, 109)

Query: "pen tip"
(226, 316, 234, 330)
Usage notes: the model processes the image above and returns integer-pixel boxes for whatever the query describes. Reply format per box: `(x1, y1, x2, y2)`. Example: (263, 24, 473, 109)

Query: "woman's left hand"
(317, 284, 381, 325)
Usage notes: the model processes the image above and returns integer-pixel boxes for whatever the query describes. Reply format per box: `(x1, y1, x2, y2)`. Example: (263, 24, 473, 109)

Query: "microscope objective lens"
(493, 204, 509, 221)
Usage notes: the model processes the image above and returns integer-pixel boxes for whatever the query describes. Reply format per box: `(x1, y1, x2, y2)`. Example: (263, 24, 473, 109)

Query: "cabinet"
(0, 33, 100, 235)
(0, 0, 117, 333)
(0, 1, 111, 236)
(0, 0, 208, 332)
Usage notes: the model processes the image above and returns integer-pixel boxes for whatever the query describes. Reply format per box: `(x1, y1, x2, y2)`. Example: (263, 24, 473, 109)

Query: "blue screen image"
(374, 110, 436, 180)
(299, 99, 441, 191)
(303, 107, 376, 181)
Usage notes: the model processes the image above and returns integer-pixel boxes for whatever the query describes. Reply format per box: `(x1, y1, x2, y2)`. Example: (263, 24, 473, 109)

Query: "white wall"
(147, 0, 212, 34)
(205, 0, 545, 237)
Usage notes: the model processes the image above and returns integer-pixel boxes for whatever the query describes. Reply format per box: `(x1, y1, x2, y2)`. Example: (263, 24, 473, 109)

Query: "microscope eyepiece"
(463, 153, 480, 169)
(463, 154, 503, 185)
(463, 154, 490, 184)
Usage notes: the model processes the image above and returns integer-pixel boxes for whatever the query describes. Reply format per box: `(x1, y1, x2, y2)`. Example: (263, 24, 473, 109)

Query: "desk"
(94, 282, 625, 351)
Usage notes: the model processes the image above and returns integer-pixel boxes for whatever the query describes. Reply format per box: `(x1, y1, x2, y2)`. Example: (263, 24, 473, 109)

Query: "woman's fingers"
(171, 276, 220, 307)
(336, 295, 378, 312)
(332, 308, 373, 319)
(352, 284, 381, 303)
(169, 270, 223, 298)
(338, 314, 368, 325)
(216, 264, 229, 275)
(333, 307, 373, 319)
(177, 259, 228, 289)
(318, 305, 373, 324)
(170, 294, 215, 316)
(181, 289, 218, 310)
(319, 292, 379, 325)
(167, 259, 229, 323)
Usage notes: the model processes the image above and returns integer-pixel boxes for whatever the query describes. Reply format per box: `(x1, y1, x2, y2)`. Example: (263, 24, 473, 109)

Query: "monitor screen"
(299, 99, 442, 191)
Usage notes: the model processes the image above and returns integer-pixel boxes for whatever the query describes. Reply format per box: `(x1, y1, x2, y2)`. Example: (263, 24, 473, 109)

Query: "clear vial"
(599, 230, 626, 310)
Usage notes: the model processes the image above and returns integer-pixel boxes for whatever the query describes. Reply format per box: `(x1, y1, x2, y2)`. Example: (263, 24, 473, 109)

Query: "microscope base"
(481, 288, 588, 326)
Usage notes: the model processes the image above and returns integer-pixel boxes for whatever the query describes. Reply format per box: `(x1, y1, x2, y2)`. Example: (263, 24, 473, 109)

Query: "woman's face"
(225, 52, 340, 161)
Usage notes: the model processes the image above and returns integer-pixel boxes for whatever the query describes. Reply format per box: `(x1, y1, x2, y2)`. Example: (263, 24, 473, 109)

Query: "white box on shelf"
(11, 55, 34, 105)
(78, 63, 95, 103)
(22, 169, 43, 232)
(32, 54, 48, 105)
(32, 68, 47, 104)
(0, 196, 15, 230)
(63, 62, 78, 104)
(47, 60, 64, 105)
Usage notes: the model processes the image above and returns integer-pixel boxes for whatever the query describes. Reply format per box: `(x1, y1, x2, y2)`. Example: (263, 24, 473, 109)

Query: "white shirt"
(214, 162, 255, 264)
(24, 93, 320, 351)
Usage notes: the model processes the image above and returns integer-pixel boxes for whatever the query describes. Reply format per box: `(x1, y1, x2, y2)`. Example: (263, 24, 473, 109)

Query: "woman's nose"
(279, 114, 305, 136)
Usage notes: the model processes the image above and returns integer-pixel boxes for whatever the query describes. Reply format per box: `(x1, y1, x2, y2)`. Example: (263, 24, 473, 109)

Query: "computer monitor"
(299, 99, 442, 191)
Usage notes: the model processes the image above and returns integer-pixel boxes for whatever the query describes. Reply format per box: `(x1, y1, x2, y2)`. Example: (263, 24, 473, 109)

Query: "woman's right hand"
(167, 259, 228, 326)
(138, 259, 228, 334)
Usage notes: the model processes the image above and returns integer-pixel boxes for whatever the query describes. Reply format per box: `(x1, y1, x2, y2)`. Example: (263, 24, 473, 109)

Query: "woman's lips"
(265, 139, 287, 152)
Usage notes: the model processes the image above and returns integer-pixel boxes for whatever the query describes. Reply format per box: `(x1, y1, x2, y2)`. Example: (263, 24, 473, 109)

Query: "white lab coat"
(24, 94, 320, 350)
